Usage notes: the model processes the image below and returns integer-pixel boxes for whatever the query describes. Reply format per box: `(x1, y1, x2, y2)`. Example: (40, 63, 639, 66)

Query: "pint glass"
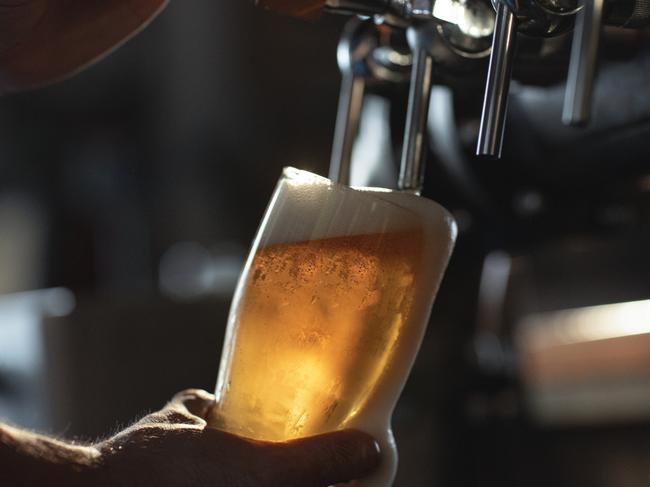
(209, 168, 457, 485)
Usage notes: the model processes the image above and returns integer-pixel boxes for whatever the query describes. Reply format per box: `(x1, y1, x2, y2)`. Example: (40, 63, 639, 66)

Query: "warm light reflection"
(521, 299, 650, 349)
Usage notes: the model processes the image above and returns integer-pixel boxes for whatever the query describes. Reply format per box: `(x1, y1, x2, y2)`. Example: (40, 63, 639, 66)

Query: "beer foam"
(259, 167, 457, 247)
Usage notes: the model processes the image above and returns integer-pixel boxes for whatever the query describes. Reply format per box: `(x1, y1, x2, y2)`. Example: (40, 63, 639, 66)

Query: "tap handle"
(329, 19, 378, 185)
(398, 24, 435, 194)
(562, 0, 605, 126)
(476, 2, 517, 158)
(330, 74, 366, 185)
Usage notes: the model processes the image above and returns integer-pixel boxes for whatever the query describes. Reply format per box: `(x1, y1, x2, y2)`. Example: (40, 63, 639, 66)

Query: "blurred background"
(1, 1, 650, 486)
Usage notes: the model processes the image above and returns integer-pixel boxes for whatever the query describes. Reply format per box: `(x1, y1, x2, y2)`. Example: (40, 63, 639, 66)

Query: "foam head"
(259, 167, 457, 248)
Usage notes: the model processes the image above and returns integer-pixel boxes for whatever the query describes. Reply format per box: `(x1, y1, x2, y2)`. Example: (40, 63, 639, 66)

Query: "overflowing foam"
(260, 167, 457, 246)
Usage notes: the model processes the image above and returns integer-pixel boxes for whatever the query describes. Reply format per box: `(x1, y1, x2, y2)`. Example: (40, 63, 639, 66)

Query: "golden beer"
(210, 230, 423, 441)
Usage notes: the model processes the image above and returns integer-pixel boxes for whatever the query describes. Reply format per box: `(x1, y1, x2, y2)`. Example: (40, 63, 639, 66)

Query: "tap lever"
(562, 0, 604, 126)
(329, 19, 378, 185)
(476, 2, 517, 158)
(398, 24, 435, 194)
(329, 71, 366, 185)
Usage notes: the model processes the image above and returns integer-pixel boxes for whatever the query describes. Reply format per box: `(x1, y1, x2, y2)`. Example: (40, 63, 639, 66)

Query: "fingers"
(170, 389, 217, 420)
(162, 391, 380, 486)
(263, 430, 381, 486)
(199, 428, 381, 486)
(0, 0, 169, 93)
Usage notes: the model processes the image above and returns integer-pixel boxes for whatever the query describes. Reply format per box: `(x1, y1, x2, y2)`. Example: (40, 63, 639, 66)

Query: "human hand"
(0, 0, 168, 93)
(96, 389, 381, 487)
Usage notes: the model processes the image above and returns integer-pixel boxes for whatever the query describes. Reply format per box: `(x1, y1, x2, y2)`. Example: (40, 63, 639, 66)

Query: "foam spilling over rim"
(259, 168, 456, 246)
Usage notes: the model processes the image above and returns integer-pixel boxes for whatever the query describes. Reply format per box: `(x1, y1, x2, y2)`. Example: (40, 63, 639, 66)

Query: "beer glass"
(209, 167, 457, 486)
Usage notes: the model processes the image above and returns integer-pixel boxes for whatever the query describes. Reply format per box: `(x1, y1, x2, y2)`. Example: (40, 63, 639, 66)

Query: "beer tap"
(476, 2, 516, 158)
(476, 0, 579, 158)
(562, 0, 604, 125)
(398, 22, 436, 193)
(563, 0, 650, 126)
(329, 18, 412, 185)
(399, 0, 494, 192)
(329, 19, 380, 185)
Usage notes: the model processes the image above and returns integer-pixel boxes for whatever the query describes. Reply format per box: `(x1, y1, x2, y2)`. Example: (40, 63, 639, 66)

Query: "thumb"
(268, 430, 381, 486)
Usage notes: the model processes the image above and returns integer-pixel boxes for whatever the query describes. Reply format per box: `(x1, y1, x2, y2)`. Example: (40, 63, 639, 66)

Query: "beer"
(210, 168, 457, 486)
(210, 230, 423, 441)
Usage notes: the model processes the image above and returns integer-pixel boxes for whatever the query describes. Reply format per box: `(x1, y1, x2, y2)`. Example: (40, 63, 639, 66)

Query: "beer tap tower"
(260, 0, 650, 170)
(325, 0, 494, 191)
